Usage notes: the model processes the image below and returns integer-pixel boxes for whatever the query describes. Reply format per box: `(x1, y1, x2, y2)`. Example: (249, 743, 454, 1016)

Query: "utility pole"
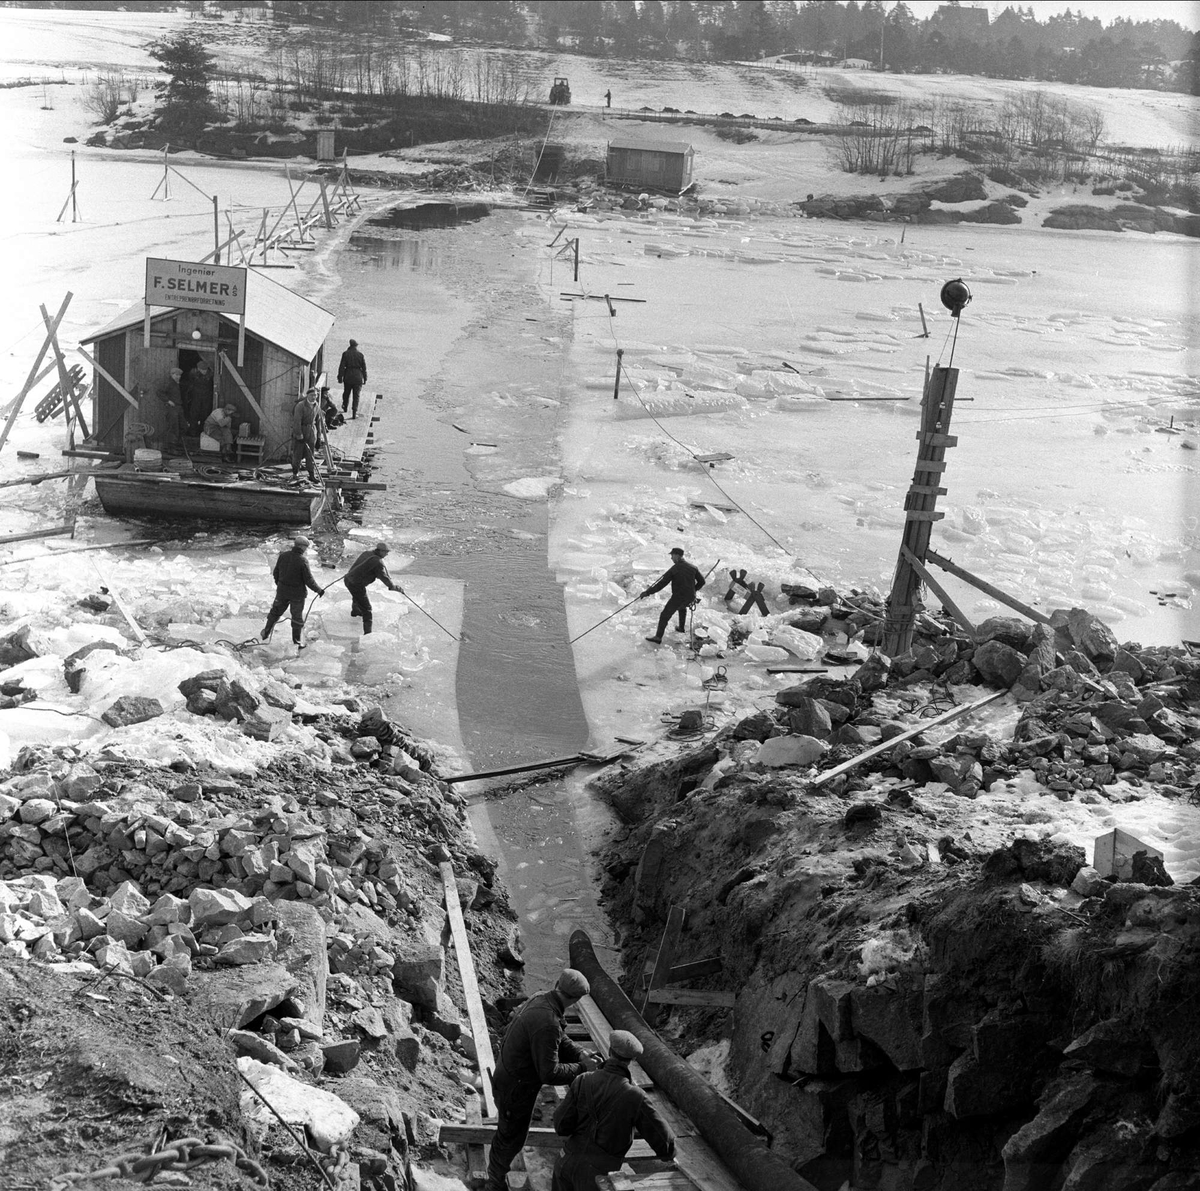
(883, 363, 958, 655)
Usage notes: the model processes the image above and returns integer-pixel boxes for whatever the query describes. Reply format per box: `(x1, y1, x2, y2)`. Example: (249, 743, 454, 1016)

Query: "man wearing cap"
(343, 542, 403, 636)
(291, 388, 321, 485)
(202, 403, 238, 461)
(552, 1030, 676, 1191)
(337, 338, 368, 419)
(261, 536, 325, 648)
(484, 970, 599, 1191)
(639, 546, 707, 644)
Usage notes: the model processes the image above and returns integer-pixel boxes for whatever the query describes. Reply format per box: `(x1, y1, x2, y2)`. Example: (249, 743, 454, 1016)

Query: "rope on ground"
(601, 307, 828, 584)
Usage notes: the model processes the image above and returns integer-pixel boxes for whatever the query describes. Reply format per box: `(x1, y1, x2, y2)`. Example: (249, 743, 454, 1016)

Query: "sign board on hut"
(144, 257, 248, 363)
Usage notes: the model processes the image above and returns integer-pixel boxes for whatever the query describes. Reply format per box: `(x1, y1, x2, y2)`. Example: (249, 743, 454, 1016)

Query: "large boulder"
(101, 696, 164, 728)
(0, 626, 38, 668)
(274, 900, 328, 1026)
(754, 735, 828, 769)
(190, 962, 307, 1030)
(1001, 1073, 1102, 1191)
(1051, 609, 1118, 669)
(973, 640, 1026, 687)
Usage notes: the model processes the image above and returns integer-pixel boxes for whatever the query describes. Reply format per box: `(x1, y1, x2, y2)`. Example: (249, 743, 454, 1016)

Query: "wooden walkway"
(439, 993, 746, 1191)
(324, 391, 379, 466)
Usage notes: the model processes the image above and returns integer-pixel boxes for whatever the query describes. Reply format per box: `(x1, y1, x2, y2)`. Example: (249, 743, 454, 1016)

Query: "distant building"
(933, 4, 989, 31)
(606, 137, 695, 193)
(839, 58, 875, 70)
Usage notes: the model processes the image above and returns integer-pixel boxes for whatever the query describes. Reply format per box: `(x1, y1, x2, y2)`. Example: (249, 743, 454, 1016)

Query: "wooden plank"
(904, 510, 944, 522)
(924, 549, 1054, 626)
(439, 859, 496, 1119)
(666, 958, 723, 983)
(916, 432, 958, 447)
(0, 293, 72, 455)
(912, 459, 948, 474)
(906, 485, 947, 496)
(444, 754, 587, 784)
(900, 546, 975, 639)
(0, 524, 74, 546)
(93, 564, 147, 645)
(639, 906, 685, 1024)
(646, 988, 735, 1008)
(77, 345, 140, 411)
(809, 690, 1006, 789)
(322, 479, 387, 491)
(217, 351, 266, 422)
(438, 1125, 657, 1158)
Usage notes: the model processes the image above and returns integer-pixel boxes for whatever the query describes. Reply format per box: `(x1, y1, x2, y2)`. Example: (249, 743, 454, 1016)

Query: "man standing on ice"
(337, 338, 368, 419)
(343, 541, 403, 636)
(483, 970, 598, 1191)
(640, 547, 706, 643)
(261, 535, 324, 648)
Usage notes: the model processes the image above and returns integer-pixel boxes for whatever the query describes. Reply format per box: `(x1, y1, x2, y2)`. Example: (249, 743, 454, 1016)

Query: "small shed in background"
(606, 137, 694, 193)
(316, 129, 336, 161)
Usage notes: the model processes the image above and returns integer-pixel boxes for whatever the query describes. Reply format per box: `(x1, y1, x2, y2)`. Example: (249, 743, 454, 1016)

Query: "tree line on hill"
(17, 1, 1200, 94)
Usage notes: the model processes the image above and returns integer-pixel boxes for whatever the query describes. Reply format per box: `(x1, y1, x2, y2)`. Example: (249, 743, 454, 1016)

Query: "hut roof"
(607, 137, 693, 156)
(81, 268, 335, 361)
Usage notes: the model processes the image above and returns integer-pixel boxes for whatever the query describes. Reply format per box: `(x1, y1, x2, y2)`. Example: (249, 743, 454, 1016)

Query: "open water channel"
(325, 203, 619, 987)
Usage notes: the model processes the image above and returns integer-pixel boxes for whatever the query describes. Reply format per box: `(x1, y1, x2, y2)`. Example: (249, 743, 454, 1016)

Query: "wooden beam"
(444, 754, 587, 784)
(0, 293, 72, 455)
(322, 479, 387, 491)
(646, 988, 736, 1008)
(93, 564, 147, 645)
(0, 538, 157, 567)
(900, 546, 974, 639)
(216, 351, 266, 422)
(638, 906, 685, 1024)
(438, 1125, 659, 1158)
(924, 549, 1053, 626)
(0, 524, 74, 546)
(41, 304, 89, 439)
(440, 860, 496, 1119)
(666, 957, 723, 983)
(809, 690, 1006, 789)
(77, 346, 139, 410)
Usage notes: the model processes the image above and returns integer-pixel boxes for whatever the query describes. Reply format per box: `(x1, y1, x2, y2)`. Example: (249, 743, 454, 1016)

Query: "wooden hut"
(80, 266, 334, 465)
(605, 137, 695, 193)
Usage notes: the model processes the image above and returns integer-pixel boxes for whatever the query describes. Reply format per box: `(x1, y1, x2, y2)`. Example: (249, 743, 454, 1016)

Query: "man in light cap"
(261, 535, 324, 648)
(291, 388, 321, 485)
(484, 970, 599, 1191)
(552, 1029, 676, 1191)
(343, 541, 403, 636)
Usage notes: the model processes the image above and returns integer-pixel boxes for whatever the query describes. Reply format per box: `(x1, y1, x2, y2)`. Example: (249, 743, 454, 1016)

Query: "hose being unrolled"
(568, 928, 820, 1191)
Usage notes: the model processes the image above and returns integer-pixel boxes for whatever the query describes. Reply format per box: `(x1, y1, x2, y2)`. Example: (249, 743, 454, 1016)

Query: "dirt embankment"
(591, 590, 1200, 1190)
(0, 719, 522, 1189)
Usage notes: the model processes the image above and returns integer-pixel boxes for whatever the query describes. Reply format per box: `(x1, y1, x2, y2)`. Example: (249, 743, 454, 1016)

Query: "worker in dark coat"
(344, 542, 402, 635)
(552, 1031, 676, 1191)
(261, 535, 324, 647)
(157, 368, 186, 453)
(639, 547, 706, 643)
(291, 389, 321, 484)
(183, 360, 213, 434)
(483, 970, 598, 1191)
(337, 338, 368, 419)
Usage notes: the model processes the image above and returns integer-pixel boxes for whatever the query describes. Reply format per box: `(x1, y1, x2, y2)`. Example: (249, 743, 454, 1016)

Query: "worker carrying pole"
(639, 546, 706, 644)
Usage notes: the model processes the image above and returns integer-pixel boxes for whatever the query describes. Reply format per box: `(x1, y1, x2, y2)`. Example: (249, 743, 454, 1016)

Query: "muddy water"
(326, 206, 618, 980)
